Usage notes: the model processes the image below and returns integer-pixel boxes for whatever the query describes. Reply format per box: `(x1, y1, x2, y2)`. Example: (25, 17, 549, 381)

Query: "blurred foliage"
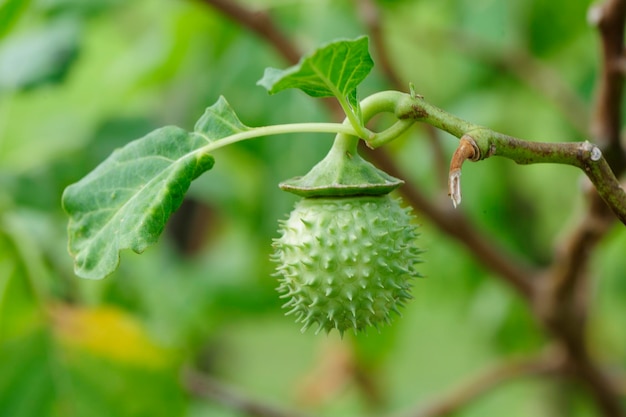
(0, 0, 624, 416)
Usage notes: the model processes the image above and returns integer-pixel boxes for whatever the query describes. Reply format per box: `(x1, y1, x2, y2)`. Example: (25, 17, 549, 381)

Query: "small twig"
(533, 191, 620, 417)
(199, 0, 301, 65)
(397, 96, 626, 225)
(588, 0, 626, 170)
(183, 368, 314, 417)
(563, 344, 625, 417)
(535, 188, 615, 330)
(356, 0, 403, 89)
(395, 351, 565, 417)
(447, 135, 479, 208)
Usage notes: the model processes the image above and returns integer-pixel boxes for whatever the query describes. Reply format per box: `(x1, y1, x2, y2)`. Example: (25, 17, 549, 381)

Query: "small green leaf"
(62, 126, 214, 279)
(194, 96, 251, 138)
(257, 36, 373, 101)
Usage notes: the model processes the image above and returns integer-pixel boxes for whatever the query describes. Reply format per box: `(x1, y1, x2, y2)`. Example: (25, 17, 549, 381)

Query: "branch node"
(581, 141, 603, 161)
(591, 146, 603, 162)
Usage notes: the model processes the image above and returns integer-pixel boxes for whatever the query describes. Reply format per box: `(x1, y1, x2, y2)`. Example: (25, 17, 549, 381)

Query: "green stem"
(195, 122, 358, 153)
(362, 90, 409, 119)
(196, 90, 626, 224)
(200, 91, 415, 157)
(331, 133, 359, 155)
(332, 91, 417, 150)
(336, 93, 374, 140)
(395, 93, 478, 138)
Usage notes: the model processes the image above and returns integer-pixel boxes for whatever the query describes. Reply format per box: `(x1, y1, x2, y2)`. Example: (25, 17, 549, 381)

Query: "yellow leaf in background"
(51, 304, 171, 369)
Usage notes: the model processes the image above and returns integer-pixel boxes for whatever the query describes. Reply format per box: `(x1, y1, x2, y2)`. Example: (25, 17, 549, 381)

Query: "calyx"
(279, 136, 403, 197)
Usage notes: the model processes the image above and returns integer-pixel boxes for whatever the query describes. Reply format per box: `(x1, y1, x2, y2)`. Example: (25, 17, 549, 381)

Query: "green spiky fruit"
(272, 194, 421, 335)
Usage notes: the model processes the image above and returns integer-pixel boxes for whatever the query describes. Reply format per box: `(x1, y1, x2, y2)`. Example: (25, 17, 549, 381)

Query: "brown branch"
(536, 192, 614, 335)
(395, 350, 565, 417)
(184, 351, 565, 417)
(198, 0, 301, 65)
(196, 0, 345, 117)
(532, 0, 626, 415)
(568, 348, 625, 417)
(183, 368, 314, 417)
(533, 192, 620, 417)
(356, 0, 403, 89)
(485, 138, 626, 226)
(589, 0, 626, 170)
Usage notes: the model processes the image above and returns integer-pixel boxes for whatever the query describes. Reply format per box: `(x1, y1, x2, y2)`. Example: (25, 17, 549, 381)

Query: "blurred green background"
(1, 0, 625, 416)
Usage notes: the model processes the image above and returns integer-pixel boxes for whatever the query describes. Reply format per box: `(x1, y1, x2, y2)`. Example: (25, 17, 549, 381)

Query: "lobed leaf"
(257, 36, 373, 104)
(194, 95, 251, 138)
(63, 96, 249, 279)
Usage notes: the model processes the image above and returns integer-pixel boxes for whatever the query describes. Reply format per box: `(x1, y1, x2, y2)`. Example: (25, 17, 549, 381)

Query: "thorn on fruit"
(272, 195, 421, 335)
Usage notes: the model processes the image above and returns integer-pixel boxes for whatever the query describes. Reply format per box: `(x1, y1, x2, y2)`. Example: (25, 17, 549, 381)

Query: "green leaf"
(257, 36, 373, 102)
(62, 127, 213, 279)
(62, 96, 250, 279)
(194, 95, 251, 138)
